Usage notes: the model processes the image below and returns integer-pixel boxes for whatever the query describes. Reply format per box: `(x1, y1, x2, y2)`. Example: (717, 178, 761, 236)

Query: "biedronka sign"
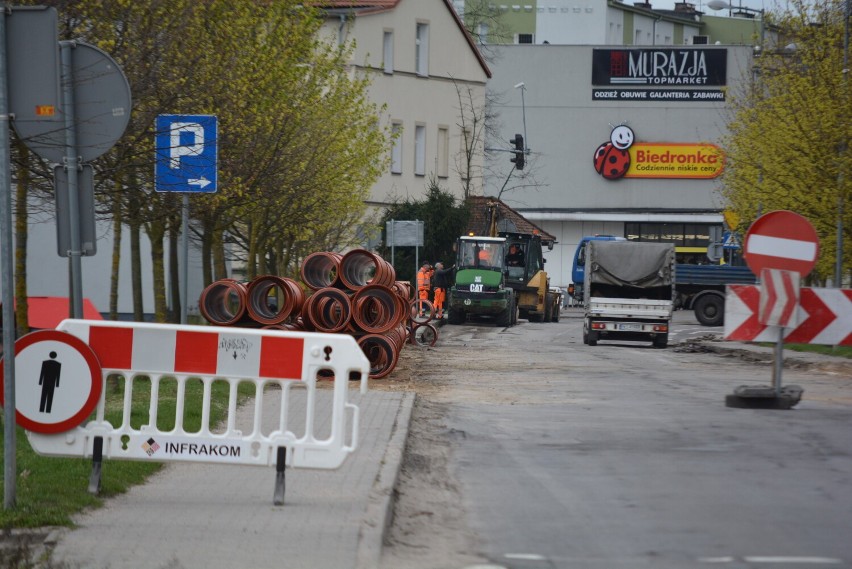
(593, 125, 725, 181)
(626, 143, 725, 179)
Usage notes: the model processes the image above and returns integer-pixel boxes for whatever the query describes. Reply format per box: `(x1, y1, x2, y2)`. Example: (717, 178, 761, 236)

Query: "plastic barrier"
(25, 319, 369, 504)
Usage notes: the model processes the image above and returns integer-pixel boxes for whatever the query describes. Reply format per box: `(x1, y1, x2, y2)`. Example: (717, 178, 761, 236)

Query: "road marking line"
(697, 557, 736, 563)
(743, 556, 843, 564)
(504, 553, 547, 561)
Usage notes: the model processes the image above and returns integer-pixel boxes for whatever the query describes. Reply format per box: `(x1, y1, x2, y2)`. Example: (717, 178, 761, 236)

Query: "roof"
(314, 0, 492, 78)
(608, 0, 705, 26)
(466, 196, 557, 243)
(313, 0, 398, 13)
(4, 297, 104, 330)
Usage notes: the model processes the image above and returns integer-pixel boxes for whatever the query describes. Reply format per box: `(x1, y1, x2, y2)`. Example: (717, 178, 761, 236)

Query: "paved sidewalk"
(48, 389, 414, 569)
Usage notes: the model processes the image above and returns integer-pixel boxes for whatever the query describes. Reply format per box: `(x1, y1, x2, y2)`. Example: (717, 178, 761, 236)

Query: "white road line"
(504, 553, 547, 561)
(697, 556, 844, 565)
(743, 556, 844, 564)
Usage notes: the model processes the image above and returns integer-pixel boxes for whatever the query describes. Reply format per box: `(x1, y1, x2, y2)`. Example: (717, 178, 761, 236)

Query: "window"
(416, 23, 429, 76)
(517, 33, 533, 44)
(414, 125, 426, 176)
(383, 31, 394, 74)
(437, 127, 449, 178)
(477, 23, 488, 44)
(391, 122, 402, 174)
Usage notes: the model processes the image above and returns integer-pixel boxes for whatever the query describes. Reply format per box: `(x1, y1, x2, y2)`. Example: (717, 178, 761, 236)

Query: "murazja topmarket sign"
(592, 48, 727, 86)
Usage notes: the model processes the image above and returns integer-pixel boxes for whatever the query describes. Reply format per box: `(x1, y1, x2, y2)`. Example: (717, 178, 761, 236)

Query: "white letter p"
(169, 122, 205, 169)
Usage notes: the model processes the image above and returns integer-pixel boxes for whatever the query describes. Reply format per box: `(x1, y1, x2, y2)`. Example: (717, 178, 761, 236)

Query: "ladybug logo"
(594, 124, 634, 180)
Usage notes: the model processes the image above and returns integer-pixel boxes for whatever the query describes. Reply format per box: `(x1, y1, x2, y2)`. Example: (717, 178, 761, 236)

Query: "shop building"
(484, 43, 754, 289)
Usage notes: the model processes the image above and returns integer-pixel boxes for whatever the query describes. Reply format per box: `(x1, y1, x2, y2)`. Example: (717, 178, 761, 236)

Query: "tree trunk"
(128, 183, 144, 321)
(109, 184, 123, 320)
(14, 141, 29, 336)
(201, 215, 213, 287)
(168, 218, 180, 322)
(213, 227, 227, 281)
(148, 220, 168, 323)
(247, 221, 259, 280)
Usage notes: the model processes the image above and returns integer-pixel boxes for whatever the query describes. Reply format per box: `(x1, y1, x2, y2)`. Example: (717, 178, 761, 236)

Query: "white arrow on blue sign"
(155, 115, 217, 193)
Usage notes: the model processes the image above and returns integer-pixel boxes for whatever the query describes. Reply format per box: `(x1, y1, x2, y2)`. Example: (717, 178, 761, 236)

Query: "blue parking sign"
(155, 115, 217, 193)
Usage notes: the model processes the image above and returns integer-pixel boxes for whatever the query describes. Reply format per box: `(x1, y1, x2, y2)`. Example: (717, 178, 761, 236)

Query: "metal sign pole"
(0, 7, 17, 509)
(773, 327, 784, 396)
(60, 41, 83, 318)
(180, 194, 189, 324)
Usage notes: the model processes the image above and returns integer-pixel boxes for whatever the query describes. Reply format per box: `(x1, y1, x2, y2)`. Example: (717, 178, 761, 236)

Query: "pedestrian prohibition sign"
(744, 210, 819, 277)
(0, 330, 102, 434)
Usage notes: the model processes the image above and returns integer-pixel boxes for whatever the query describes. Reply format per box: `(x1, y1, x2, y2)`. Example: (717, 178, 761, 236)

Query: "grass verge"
(771, 344, 852, 358)
(1, 376, 254, 528)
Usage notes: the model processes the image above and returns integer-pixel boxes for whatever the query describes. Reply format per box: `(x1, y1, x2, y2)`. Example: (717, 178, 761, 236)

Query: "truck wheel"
(653, 334, 668, 349)
(552, 300, 560, 322)
(496, 305, 512, 327)
(694, 295, 724, 327)
(587, 331, 598, 346)
(447, 307, 465, 325)
(584, 319, 598, 346)
(544, 296, 553, 323)
(510, 297, 519, 326)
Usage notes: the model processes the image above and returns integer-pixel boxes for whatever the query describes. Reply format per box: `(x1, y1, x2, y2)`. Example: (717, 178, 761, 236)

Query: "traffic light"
(509, 134, 524, 170)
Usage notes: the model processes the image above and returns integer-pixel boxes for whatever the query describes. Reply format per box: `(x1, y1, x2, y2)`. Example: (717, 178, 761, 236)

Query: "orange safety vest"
(417, 268, 431, 291)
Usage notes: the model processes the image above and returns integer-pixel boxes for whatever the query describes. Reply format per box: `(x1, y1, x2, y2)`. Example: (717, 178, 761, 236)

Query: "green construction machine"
(446, 232, 561, 328)
(447, 235, 517, 326)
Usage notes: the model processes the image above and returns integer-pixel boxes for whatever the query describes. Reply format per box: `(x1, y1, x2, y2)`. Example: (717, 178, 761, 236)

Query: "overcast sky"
(648, 1, 782, 11)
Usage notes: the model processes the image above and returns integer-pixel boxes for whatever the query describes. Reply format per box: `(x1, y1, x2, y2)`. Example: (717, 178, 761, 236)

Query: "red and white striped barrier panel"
(725, 285, 852, 346)
(25, 320, 369, 471)
(758, 268, 800, 328)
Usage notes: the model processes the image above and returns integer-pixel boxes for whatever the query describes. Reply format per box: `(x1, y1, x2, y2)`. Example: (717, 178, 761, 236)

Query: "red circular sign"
(0, 330, 102, 434)
(744, 210, 819, 276)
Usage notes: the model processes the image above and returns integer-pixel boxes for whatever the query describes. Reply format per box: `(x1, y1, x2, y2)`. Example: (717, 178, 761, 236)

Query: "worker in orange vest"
(416, 261, 433, 316)
(431, 262, 454, 319)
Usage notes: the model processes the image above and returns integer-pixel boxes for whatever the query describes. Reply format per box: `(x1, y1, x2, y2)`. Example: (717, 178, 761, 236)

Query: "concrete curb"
(356, 390, 415, 569)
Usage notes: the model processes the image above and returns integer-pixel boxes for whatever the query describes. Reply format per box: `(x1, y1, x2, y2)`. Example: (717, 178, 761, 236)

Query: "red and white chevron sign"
(759, 269, 800, 328)
(725, 285, 852, 345)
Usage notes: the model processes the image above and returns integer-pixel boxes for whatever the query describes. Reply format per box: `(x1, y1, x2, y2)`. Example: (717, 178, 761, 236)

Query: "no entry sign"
(0, 330, 102, 434)
(744, 210, 819, 277)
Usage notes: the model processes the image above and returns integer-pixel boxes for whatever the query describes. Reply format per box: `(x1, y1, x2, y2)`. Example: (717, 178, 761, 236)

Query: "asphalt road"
(381, 308, 852, 569)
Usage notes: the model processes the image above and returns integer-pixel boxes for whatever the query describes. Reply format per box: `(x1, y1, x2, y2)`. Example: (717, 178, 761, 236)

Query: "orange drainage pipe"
(352, 284, 407, 334)
(357, 334, 400, 379)
(199, 279, 250, 326)
(300, 252, 343, 291)
(302, 287, 353, 333)
(339, 249, 396, 290)
(246, 275, 306, 326)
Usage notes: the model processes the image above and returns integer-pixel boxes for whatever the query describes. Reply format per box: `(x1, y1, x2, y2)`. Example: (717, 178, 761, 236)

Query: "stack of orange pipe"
(199, 248, 436, 379)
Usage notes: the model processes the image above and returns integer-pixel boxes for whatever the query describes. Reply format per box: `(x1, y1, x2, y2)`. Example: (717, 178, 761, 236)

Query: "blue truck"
(571, 236, 758, 326)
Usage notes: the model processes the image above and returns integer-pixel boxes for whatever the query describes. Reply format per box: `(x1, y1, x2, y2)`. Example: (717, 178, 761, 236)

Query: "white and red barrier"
(21, 320, 369, 501)
(725, 285, 852, 346)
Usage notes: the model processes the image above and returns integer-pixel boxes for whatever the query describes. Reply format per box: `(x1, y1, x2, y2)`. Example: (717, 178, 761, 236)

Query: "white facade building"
(5, 0, 491, 322)
(320, 0, 492, 207)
